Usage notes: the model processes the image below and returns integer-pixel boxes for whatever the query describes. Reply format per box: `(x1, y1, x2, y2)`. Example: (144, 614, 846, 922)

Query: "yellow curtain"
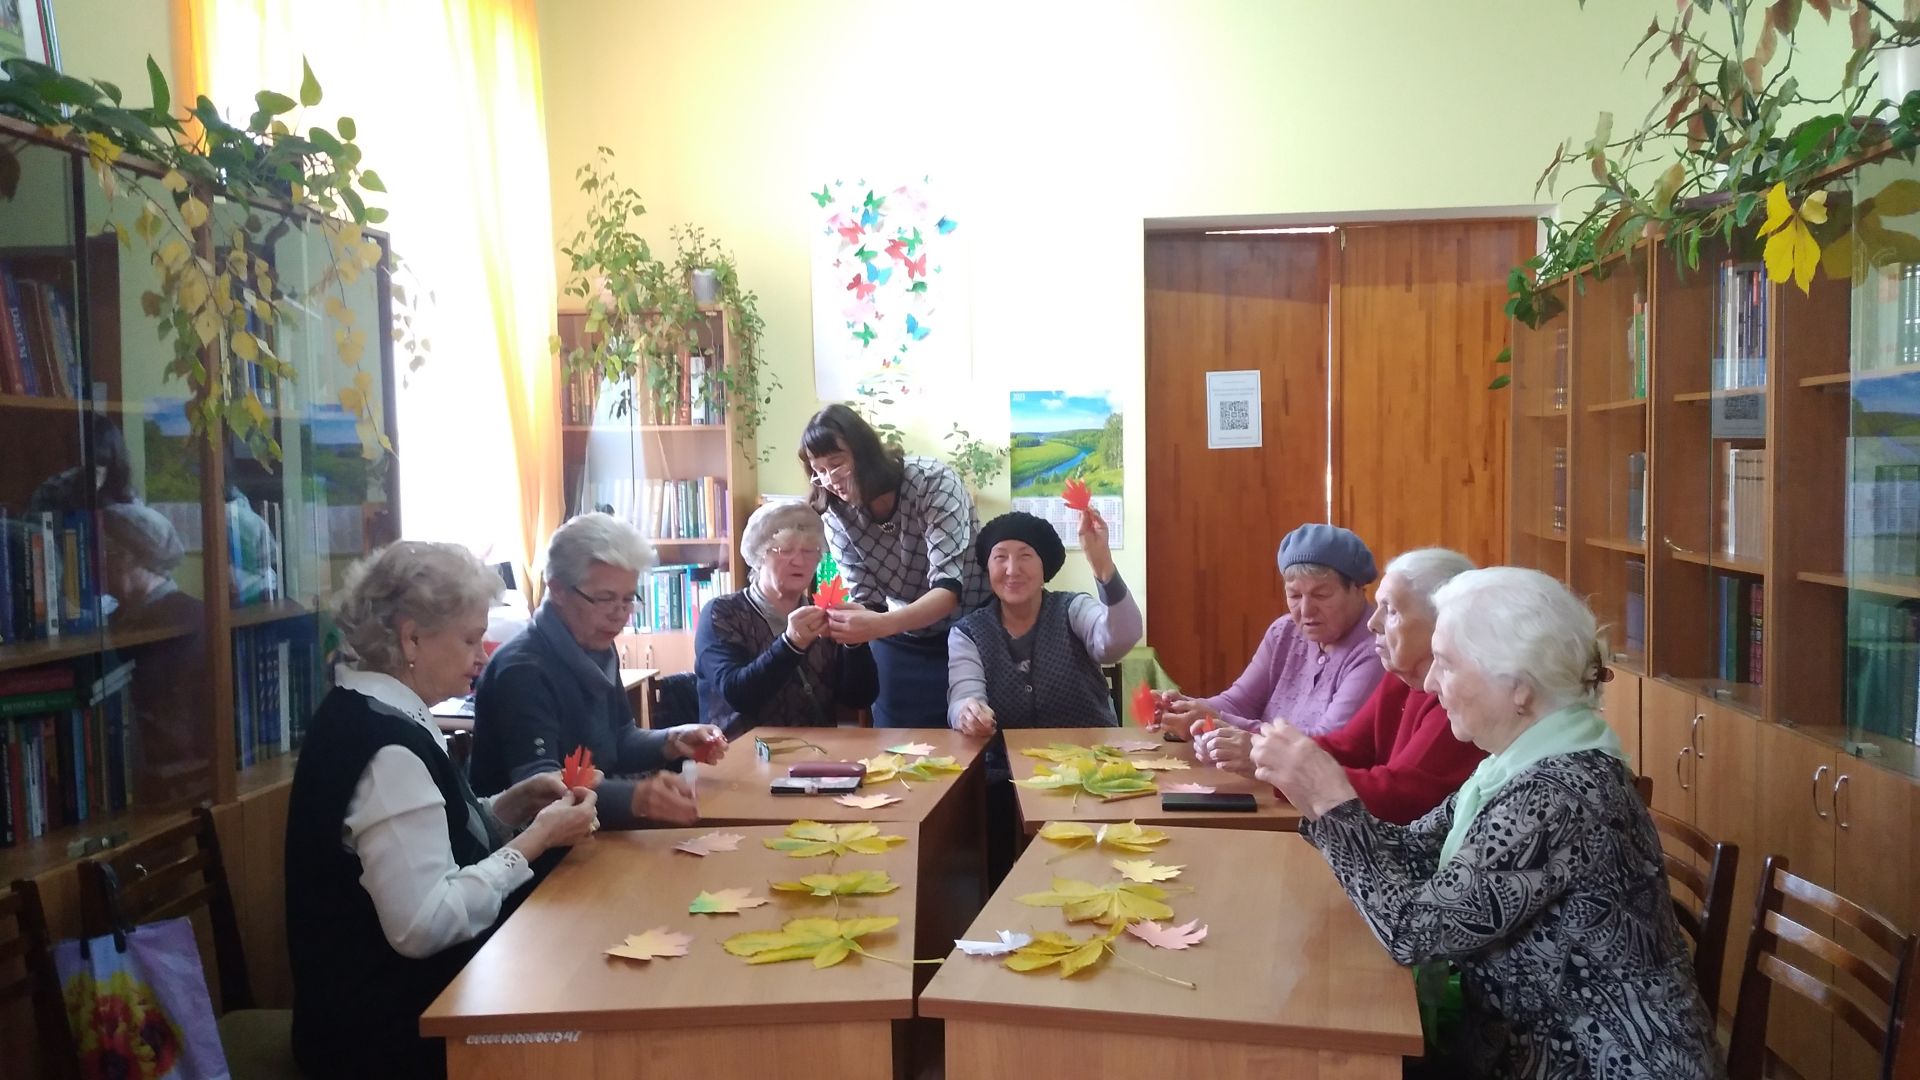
(178, 0, 562, 578)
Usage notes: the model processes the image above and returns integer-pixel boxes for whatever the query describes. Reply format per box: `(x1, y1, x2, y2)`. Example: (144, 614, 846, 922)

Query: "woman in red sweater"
(1196, 548, 1485, 824)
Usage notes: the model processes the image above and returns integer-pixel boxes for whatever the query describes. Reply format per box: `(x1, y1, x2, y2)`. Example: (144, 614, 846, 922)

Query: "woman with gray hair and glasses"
(470, 513, 728, 829)
(1252, 567, 1721, 1078)
(695, 501, 878, 735)
(286, 541, 600, 1078)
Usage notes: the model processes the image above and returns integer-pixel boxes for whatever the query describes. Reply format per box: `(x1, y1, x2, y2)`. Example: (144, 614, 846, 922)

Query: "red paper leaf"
(815, 576, 850, 609)
(1061, 478, 1091, 511)
(562, 746, 597, 789)
(1130, 683, 1156, 726)
(1190, 716, 1221, 739)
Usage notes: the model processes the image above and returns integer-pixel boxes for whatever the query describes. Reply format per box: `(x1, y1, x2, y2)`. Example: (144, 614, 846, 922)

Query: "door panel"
(1600, 670, 1642, 776)
(1694, 701, 1758, 1027)
(1145, 235, 1331, 692)
(1831, 760, 1915, 1080)
(1753, 721, 1837, 1078)
(1640, 678, 1698, 822)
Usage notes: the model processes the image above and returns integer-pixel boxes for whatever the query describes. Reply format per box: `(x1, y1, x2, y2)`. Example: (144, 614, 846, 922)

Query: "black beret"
(975, 511, 1067, 582)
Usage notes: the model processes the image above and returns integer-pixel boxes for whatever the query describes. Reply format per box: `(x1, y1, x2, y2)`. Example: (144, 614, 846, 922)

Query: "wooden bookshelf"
(0, 624, 196, 673)
(1797, 570, 1920, 602)
(1585, 536, 1648, 555)
(228, 599, 316, 628)
(1586, 397, 1649, 413)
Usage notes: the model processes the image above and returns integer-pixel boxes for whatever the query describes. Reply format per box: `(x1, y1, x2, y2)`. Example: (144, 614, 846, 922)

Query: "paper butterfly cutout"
(905, 314, 931, 341)
(902, 253, 927, 280)
(811, 186, 833, 208)
(1061, 478, 1091, 512)
(846, 273, 876, 301)
(836, 222, 864, 245)
(864, 261, 893, 286)
(936, 216, 957, 235)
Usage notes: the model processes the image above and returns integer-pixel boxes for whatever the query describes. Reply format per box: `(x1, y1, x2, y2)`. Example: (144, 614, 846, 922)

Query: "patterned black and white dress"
(1300, 749, 1726, 1079)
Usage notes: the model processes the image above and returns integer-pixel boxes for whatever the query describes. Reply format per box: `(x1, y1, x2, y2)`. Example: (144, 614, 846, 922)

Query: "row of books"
(1847, 597, 1920, 744)
(1, 508, 100, 644)
(233, 619, 322, 770)
(222, 303, 282, 410)
(1721, 449, 1767, 561)
(1847, 439, 1920, 577)
(0, 264, 83, 400)
(561, 366, 600, 425)
(630, 564, 735, 633)
(1625, 452, 1647, 544)
(1715, 574, 1764, 686)
(1623, 558, 1646, 658)
(1549, 447, 1567, 534)
(1625, 291, 1648, 399)
(625, 477, 730, 541)
(232, 496, 289, 606)
(0, 659, 135, 847)
(1855, 263, 1920, 372)
(1547, 327, 1569, 411)
(1713, 261, 1769, 390)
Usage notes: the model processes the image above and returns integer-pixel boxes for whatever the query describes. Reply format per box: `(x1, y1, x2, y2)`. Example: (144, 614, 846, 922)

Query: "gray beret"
(102, 502, 187, 573)
(1278, 523, 1376, 586)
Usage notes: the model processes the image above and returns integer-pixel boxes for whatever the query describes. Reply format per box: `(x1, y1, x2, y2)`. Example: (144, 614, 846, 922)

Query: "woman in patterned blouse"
(1251, 567, 1723, 1079)
(694, 501, 878, 735)
(801, 404, 987, 728)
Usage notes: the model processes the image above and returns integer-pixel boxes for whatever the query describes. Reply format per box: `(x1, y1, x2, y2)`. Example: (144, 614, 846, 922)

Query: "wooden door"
(1693, 699, 1759, 1025)
(1600, 671, 1642, 777)
(1831, 760, 1917, 1080)
(1639, 679, 1698, 822)
(1333, 221, 1529, 568)
(1753, 721, 1837, 1077)
(1145, 235, 1332, 692)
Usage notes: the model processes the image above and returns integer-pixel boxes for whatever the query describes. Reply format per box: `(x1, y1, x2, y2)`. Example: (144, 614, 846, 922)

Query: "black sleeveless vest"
(956, 591, 1117, 775)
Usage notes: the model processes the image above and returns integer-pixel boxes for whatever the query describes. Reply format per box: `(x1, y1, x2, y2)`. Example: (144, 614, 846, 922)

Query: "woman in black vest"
(948, 508, 1142, 878)
(285, 542, 599, 1079)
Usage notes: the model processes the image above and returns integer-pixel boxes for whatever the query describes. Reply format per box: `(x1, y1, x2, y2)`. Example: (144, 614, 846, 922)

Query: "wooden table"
(918, 826, 1423, 1079)
(422, 824, 921, 1078)
(1003, 728, 1302, 833)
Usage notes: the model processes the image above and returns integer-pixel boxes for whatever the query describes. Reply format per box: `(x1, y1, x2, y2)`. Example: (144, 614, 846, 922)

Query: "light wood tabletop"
(696, 725, 990, 825)
(1003, 727, 1302, 832)
(422, 824, 922, 1077)
(918, 825, 1422, 1079)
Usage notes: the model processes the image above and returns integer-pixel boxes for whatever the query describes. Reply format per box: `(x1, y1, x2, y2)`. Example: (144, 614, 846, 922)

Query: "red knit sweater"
(1310, 676, 1485, 825)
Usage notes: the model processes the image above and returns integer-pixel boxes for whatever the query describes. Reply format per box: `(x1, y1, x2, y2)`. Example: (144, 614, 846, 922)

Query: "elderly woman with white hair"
(286, 541, 601, 1079)
(470, 513, 728, 829)
(1252, 567, 1722, 1078)
(694, 501, 878, 735)
(1196, 548, 1485, 824)
(1157, 523, 1386, 739)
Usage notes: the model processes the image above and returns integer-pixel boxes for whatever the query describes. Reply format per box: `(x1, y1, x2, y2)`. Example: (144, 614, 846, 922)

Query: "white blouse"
(336, 667, 533, 960)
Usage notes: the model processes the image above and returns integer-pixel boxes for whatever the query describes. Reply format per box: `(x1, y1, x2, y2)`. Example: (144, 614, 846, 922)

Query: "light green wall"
(48, 0, 175, 92)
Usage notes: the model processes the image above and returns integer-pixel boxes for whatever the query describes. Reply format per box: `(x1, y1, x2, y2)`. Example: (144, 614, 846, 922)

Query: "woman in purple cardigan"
(1160, 523, 1385, 739)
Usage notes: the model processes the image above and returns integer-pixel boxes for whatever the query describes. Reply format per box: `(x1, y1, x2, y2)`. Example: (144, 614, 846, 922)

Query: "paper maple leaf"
(861, 752, 961, 786)
(886, 741, 936, 756)
(813, 575, 849, 609)
(606, 927, 692, 961)
(1114, 738, 1160, 753)
(834, 792, 901, 810)
(1018, 876, 1175, 926)
(1037, 820, 1170, 854)
(955, 930, 1032, 957)
(763, 820, 908, 858)
(723, 916, 900, 968)
(673, 831, 745, 857)
(689, 888, 770, 915)
(771, 869, 899, 898)
(1129, 756, 1192, 771)
(1018, 759, 1158, 802)
(1162, 782, 1217, 795)
(1189, 715, 1221, 739)
(1061, 478, 1092, 512)
(1130, 683, 1157, 727)
(561, 746, 596, 789)
(1111, 858, 1185, 883)
(1020, 742, 1129, 764)
(1126, 919, 1209, 950)
(1003, 928, 1119, 978)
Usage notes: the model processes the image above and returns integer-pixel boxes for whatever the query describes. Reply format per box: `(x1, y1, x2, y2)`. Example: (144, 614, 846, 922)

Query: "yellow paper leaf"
(1128, 756, 1192, 771)
(722, 916, 899, 968)
(1037, 820, 1170, 854)
(1017, 876, 1175, 926)
(1003, 927, 1120, 978)
(763, 820, 907, 859)
(1112, 858, 1185, 883)
(688, 888, 770, 915)
(770, 870, 899, 898)
(606, 926, 692, 961)
(859, 752, 903, 785)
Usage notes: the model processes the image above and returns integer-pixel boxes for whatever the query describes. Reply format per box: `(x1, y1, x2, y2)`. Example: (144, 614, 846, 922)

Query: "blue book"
(0, 270, 40, 396)
(0, 508, 12, 644)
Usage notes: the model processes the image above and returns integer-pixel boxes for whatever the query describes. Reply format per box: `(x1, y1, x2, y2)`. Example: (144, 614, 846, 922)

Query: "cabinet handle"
(1676, 747, 1693, 792)
(1812, 764, 1830, 820)
(1834, 773, 1851, 831)
(1690, 714, 1704, 760)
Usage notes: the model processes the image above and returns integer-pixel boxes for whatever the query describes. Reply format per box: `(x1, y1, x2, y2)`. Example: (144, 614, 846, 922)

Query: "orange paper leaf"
(1126, 919, 1209, 950)
(814, 576, 849, 609)
(1061, 478, 1091, 511)
(1130, 683, 1156, 727)
(562, 746, 597, 789)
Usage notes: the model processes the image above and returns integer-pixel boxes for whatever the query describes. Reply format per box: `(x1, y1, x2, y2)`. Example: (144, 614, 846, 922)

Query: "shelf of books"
(556, 307, 757, 674)
(1508, 280, 1571, 579)
(0, 122, 399, 879)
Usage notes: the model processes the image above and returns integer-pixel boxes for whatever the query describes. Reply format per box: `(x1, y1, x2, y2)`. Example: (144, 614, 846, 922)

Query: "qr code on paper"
(1217, 399, 1252, 431)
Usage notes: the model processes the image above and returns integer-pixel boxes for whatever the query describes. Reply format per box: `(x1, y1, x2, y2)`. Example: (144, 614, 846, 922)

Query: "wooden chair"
(2, 879, 79, 1080)
(1633, 774, 1740, 1015)
(1727, 856, 1918, 1080)
(1102, 663, 1123, 719)
(447, 728, 474, 774)
(78, 808, 299, 1079)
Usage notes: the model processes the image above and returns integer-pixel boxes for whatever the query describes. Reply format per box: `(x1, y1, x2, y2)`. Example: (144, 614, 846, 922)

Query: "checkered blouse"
(822, 455, 988, 637)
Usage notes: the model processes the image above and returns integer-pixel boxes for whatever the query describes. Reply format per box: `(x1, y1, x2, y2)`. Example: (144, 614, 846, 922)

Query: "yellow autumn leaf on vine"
(763, 820, 907, 858)
(160, 169, 188, 194)
(1017, 876, 1176, 926)
(1758, 182, 1827, 293)
(722, 916, 899, 968)
(180, 196, 209, 230)
(1036, 820, 1170, 854)
(771, 870, 900, 898)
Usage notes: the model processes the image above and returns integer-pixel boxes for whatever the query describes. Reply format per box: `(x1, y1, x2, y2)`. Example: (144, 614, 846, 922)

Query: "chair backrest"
(1650, 807, 1740, 1015)
(77, 807, 254, 1014)
(1, 880, 79, 1080)
(1889, 950, 1920, 1080)
(1728, 855, 1919, 1080)
(653, 671, 699, 728)
(447, 728, 474, 774)
(1102, 664, 1123, 719)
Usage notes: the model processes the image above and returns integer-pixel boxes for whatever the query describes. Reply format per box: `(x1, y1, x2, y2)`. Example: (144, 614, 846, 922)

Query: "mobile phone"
(770, 776, 863, 796)
(1160, 792, 1257, 812)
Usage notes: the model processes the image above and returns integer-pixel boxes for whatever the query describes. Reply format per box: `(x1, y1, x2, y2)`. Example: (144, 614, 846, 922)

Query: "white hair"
(1383, 548, 1477, 616)
(334, 541, 502, 674)
(544, 512, 655, 587)
(1431, 567, 1606, 710)
(740, 502, 827, 570)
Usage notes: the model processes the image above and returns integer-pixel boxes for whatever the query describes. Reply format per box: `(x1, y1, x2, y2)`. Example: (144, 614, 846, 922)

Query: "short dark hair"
(800, 404, 904, 514)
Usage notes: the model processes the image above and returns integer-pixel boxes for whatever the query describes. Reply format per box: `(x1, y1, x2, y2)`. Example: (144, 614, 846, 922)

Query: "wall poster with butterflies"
(1009, 389, 1126, 551)
(807, 176, 971, 404)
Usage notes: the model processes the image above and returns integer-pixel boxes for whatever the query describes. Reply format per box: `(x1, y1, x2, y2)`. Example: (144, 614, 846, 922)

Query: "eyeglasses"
(768, 544, 824, 561)
(570, 585, 640, 612)
(808, 462, 852, 488)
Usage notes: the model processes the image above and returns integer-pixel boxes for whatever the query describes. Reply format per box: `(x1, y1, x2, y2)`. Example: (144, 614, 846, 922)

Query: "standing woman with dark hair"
(801, 404, 987, 728)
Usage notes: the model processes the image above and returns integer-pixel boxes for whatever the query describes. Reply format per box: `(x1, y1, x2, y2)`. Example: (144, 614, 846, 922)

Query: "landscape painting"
(1009, 390, 1124, 550)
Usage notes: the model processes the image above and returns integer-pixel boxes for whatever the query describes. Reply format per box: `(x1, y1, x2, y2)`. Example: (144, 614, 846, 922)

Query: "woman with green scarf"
(1251, 567, 1722, 1079)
